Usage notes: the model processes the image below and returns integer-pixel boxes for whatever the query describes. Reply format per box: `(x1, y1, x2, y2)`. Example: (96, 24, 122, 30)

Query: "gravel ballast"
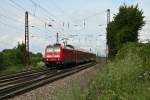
(9, 63, 101, 100)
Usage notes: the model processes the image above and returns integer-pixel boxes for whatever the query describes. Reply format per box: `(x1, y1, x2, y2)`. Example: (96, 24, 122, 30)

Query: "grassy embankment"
(57, 42, 150, 100)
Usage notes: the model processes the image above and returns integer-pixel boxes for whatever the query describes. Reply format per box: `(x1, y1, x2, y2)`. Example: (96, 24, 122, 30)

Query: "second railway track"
(0, 66, 49, 81)
(0, 62, 96, 99)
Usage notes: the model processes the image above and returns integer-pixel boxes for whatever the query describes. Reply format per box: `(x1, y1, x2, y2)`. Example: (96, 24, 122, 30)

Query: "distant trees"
(30, 52, 43, 66)
(107, 4, 145, 59)
(0, 43, 43, 71)
(0, 43, 26, 70)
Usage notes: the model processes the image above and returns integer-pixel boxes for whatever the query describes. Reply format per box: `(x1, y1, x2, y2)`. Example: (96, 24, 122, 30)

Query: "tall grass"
(56, 43, 150, 100)
(0, 65, 24, 75)
(86, 43, 150, 100)
(56, 82, 86, 100)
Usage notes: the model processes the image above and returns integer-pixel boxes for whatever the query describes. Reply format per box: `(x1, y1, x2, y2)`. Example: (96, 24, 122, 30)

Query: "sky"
(0, 0, 150, 56)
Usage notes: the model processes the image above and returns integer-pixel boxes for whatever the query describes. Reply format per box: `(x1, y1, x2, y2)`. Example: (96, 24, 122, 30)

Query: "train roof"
(46, 44, 94, 54)
(46, 43, 75, 48)
(65, 45, 74, 49)
(53, 43, 61, 46)
(46, 43, 61, 47)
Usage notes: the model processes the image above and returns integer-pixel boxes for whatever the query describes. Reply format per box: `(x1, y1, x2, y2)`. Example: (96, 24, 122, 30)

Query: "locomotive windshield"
(47, 47, 53, 52)
(53, 47, 60, 52)
(46, 47, 60, 52)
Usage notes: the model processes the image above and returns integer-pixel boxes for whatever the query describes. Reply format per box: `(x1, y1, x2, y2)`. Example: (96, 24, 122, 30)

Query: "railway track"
(0, 66, 48, 81)
(0, 62, 96, 99)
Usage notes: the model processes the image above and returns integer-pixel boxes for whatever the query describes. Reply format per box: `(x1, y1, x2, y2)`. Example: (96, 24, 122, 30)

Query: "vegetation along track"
(0, 62, 96, 99)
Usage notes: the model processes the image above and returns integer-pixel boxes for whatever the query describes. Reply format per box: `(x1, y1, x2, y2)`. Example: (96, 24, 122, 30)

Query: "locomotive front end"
(44, 45, 62, 66)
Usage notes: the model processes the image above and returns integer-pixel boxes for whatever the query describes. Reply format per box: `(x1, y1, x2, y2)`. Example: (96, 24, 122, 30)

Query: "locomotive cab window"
(47, 48, 53, 52)
(53, 47, 60, 52)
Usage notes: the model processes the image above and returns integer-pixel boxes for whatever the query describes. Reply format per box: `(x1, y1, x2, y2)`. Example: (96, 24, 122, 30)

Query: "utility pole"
(83, 19, 85, 29)
(56, 32, 59, 43)
(62, 22, 65, 27)
(107, 9, 110, 25)
(106, 9, 110, 62)
(25, 11, 29, 66)
(67, 22, 70, 29)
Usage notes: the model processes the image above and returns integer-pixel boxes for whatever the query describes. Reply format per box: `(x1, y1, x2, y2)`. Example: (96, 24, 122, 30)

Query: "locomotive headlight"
(47, 55, 52, 58)
(54, 55, 60, 57)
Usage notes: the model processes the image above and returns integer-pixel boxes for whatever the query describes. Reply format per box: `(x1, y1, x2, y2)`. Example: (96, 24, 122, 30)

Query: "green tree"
(0, 43, 25, 70)
(15, 42, 25, 65)
(0, 42, 43, 72)
(1, 49, 16, 67)
(0, 52, 4, 70)
(107, 4, 145, 59)
(36, 52, 43, 58)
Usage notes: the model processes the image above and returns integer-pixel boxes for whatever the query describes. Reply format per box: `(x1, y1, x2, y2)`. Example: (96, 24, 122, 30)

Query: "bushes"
(49, 43, 150, 99)
(86, 43, 150, 99)
(0, 52, 4, 70)
(30, 54, 43, 67)
(0, 43, 25, 71)
(0, 43, 43, 74)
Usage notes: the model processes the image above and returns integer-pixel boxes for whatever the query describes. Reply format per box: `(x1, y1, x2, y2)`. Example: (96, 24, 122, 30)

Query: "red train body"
(44, 44, 96, 67)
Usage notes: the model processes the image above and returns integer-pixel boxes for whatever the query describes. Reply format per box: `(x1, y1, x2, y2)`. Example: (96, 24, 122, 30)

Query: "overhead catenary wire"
(73, 10, 106, 23)
(9, 0, 26, 11)
(8, 0, 59, 33)
(9, 0, 105, 35)
(50, 0, 76, 24)
(29, 0, 76, 36)
(0, 4, 53, 38)
(0, 19, 23, 31)
(8, 0, 47, 23)
(8, 0, 44, 23)
(0, 13, 24, 25)
(29, 0, 63, 24)
(2, 0, 106, 50)
(30, 0, 54, 21)
(3, 0, 58, 45)
(0, 2, 49, 36)
(0, 5, 23, 19)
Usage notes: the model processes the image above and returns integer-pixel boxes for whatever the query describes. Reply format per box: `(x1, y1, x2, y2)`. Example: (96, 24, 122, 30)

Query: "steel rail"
(0, 69, 53, 87)
(0, 66, 48, 80)
(0, 62, 96, 99)
(0, 68, 51, 83)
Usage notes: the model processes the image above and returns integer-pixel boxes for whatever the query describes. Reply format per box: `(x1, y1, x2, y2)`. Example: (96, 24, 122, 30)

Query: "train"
(44, 43, 96, 68)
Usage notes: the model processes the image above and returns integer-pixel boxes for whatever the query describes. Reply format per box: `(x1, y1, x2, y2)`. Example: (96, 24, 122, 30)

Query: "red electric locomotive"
(44, 43, 96, 68)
